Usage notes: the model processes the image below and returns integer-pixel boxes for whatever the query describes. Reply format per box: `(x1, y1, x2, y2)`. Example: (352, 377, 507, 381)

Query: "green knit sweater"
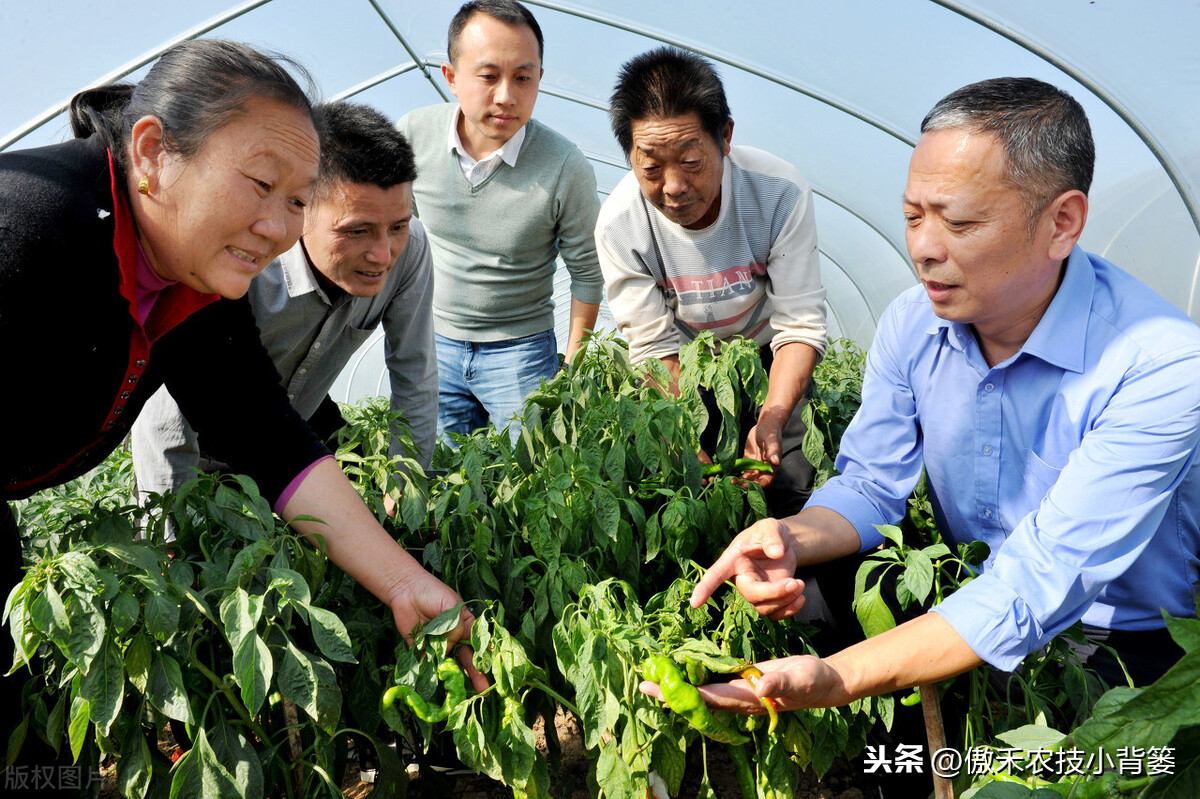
(397, 104, 603, 342)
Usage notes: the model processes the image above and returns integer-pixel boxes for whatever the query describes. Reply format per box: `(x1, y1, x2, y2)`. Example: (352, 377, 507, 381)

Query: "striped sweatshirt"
(596, 145, 826, 363)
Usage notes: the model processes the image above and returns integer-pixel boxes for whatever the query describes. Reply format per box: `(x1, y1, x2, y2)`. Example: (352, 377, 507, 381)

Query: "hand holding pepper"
(660, 655, 850, 715)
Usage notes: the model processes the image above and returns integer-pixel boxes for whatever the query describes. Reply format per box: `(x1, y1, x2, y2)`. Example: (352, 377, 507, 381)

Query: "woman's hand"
(690, 517, 806, 620)
(385, 572, 488, 692)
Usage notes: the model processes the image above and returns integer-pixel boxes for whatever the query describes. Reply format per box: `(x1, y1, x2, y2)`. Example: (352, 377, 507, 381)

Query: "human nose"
(662, 166, 688, 198)
(906, 219, 946, 266)
(494, 78, 515, 106)
(251, 204, 290, 249)
(364, 231, 392, 264)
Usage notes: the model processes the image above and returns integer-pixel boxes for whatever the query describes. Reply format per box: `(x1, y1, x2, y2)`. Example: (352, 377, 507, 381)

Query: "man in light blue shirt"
(682, 77, 1200, 714)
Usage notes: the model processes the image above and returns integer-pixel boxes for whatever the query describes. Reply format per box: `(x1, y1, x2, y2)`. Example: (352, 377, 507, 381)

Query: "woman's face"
(137, 96, 320, 298)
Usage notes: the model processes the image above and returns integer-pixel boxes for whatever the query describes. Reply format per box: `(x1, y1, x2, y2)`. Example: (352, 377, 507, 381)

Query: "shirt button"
(984, 509, 993, 519)
(113, 406, 124, 416)
(297, 368, 306, 375)
(127, 375, 139, 384)
(105, 421, 116, 430)
(120, 391, 131, 399)
(288, 393, 295, 401)
(135, 359, 147, 368)
(313, 342, 321, 350)
(984, 383, 995, 392)
(983, 445, 993, 456)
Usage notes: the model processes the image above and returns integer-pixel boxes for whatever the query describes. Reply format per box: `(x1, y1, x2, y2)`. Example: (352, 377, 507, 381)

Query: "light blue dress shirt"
(807, 247, 1200, 670)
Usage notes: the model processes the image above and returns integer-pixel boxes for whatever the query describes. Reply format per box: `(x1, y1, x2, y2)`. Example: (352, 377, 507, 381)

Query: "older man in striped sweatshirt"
(596, 47, 827, 518)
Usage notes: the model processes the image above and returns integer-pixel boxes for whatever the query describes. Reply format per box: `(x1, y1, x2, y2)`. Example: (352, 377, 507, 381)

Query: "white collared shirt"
(447, 106, 526, 186)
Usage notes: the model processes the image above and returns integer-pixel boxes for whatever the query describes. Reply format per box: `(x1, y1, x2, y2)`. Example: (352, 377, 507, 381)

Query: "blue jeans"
(435, 330, 559, 441)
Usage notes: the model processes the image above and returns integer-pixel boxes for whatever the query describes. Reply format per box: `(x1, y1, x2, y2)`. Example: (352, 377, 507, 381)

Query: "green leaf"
(168, 727, 244, 799)
(852, 584, 896, 638)
(6, 713, 29, 770)
(66, 600, 106, 673)
(1142, 722, 1200, 798)
(117, 715, 152, 799)
(594, 486, 620, 543)
(595, 740, 633, 799)
(995, 723, 1067, 753)
(146, 651, 194, 724)
(111, 589, 140, 635)
(874, 524, 904, 548)
(29, 580, 71, 642)
(1165, 612, 1200, 654)
(232, 632, 271, 716)
(306, 605, 356, 664)
(650, 734, 687, 796)
(144, 590, 180, 640)
(901, 547, 934, 604)
(279, 642, 341, 733)
(125, 633, 153, 695)
(219, 587, 262, 648)
(420, 602, 466, 638)
(267, 567, 313, 607)
(68, 693, 90, 763)
(206, 718, 264, 799)
(81, 637, 124, 736)
(1072, 647, 1200, 755)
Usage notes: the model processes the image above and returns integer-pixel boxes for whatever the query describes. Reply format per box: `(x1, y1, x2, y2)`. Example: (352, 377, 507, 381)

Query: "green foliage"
(10, 333, 1192, 799)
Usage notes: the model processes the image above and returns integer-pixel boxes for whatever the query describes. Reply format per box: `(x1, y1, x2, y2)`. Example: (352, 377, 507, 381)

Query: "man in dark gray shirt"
(132, 101, 437, 517)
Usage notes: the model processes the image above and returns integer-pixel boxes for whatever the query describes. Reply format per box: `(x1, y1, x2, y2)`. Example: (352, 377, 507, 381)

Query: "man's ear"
(441, 62, 457, 95)
(721, 119, 734, 156)
(1045, 189, 1088, 261)
(128, 115, 167, 191)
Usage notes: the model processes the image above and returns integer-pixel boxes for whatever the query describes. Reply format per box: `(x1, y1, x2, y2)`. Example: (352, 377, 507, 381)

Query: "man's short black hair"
(312, 101, 417, 199)
(447, 0, 544, 65)
(922, 77, 1094, 232)
(609, 47, 731, 156)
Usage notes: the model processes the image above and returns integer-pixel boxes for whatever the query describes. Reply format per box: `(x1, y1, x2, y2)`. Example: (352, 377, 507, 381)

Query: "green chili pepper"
(642, 655, 749, 745)
(700, 458, 775, 478)
(437, 658, 467, 711)
(381, 684, 447, 726)
(899, 689, 921, 707)
(727, 743, 757, 799)
(683, 657, 709, 686)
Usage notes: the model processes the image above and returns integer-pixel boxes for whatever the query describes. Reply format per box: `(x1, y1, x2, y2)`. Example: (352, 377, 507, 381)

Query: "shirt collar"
(278, 241, 330, 303)
(1018, 245, 1092, 373)
(925, 245, 1093, 373)
(446, 106, 526, 167)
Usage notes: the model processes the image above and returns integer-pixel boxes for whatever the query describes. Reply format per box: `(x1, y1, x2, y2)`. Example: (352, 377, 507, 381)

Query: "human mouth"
(923, 279, 958, 302)
(227, 246, 263, 271)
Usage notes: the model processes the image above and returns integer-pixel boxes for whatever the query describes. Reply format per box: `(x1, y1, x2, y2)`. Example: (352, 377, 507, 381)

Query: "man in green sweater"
(397, 0, 603, 441)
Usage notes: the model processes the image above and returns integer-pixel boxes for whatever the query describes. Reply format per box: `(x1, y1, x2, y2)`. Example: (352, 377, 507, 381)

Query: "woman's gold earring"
(137, 176, 151, 195)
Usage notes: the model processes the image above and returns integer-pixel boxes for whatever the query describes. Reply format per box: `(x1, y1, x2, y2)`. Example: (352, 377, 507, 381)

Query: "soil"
(99, 709, 873, 799)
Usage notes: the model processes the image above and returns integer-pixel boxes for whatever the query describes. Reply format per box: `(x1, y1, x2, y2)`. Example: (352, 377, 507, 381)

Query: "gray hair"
(921, 77, 1094, 234)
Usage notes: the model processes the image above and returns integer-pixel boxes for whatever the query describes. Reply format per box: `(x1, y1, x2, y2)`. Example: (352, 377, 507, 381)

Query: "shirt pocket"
(1023, 449, 1064, 503)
